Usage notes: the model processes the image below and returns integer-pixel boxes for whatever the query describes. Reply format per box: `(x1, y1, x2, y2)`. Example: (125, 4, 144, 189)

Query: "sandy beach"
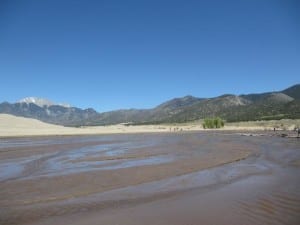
(0, 129, 299, 225)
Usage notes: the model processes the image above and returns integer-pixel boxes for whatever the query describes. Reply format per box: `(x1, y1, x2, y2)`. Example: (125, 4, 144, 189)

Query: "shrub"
(203, 117, 225, 129)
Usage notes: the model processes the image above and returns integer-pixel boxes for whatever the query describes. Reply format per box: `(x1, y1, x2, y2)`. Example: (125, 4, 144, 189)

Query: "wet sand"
(0, 132, 299, 225)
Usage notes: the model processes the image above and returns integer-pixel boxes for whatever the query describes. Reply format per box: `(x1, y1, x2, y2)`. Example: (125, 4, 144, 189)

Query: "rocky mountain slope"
(0, 101, 98, 126)
(0, 84, 299, 126)
(87, 85, 300, 125)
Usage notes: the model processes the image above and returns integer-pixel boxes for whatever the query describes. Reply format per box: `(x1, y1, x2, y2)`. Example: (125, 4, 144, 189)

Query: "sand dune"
(0, 114, 278, 137)
(0, 114, 73, 136)
(0, 114, 195, 137)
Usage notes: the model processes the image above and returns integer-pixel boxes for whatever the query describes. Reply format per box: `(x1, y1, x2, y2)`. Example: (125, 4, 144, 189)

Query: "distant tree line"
(202, 117, 225, 129)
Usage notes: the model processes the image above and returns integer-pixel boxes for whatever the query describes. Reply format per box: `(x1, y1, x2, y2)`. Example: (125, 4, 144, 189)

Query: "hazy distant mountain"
(0, 101, 97, 126)
(0, 84, 299, 126)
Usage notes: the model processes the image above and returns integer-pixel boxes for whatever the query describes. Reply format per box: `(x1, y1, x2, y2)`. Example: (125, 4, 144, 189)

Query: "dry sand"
(0, 114, 270, 138)
(0, 132, 299, 225)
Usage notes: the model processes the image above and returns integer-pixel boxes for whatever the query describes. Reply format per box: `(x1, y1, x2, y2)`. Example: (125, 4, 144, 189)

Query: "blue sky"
(0, 0, 299, 112)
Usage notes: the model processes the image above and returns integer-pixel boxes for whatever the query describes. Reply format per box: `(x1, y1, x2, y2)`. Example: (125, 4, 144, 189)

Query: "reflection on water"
(1, 133, 300, 182)
(0, 135, 173, 180)
(0, 162, 23, 181)
(0, 154, 53, 181)
(41, 153, 172, 177)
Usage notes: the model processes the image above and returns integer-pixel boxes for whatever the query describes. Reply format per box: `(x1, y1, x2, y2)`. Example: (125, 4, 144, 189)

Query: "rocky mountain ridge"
(0, 84, 299, 126)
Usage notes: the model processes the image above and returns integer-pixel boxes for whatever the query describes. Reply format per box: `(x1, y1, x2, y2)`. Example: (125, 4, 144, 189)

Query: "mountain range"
(0, 84, 299, 126)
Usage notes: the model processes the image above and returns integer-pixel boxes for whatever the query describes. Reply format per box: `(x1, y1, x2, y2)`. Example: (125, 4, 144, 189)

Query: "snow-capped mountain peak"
(18, 97, 71, 108)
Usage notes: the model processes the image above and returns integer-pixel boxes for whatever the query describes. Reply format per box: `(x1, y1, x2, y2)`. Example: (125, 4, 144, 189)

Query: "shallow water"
(0, 134, 174, 180)
(0, 132, 299, 225)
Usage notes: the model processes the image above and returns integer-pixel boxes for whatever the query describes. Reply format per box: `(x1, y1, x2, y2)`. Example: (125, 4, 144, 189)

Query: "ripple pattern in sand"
(234, 189, 300, 225)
